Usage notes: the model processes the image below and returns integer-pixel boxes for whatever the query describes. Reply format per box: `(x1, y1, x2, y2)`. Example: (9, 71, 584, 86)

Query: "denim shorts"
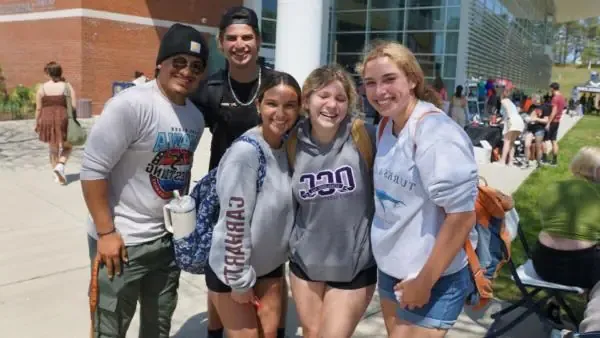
(533, 129, 545, 138)
(378, 267, 472, 330)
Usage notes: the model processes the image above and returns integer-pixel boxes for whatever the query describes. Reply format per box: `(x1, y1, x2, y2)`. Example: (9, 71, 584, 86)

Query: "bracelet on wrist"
(97, 228, 116, 237)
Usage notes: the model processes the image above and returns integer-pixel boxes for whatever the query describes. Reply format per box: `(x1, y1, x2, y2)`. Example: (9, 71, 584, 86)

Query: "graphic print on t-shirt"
(375, 167, 417, 225)
(375, 189, 406, 212)
(298, 165, 356, 200)
(146, 127, 200, 199)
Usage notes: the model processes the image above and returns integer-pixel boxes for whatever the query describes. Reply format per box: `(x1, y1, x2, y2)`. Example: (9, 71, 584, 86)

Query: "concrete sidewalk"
(0, 115, 581, 337)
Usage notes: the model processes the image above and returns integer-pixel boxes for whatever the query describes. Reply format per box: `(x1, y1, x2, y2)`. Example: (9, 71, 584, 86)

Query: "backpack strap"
(350, 119, 374, 170)
(207, 73, 225, 114)
(410, 111, 443, 150)
(237, 136, 267, 192)
(377, 116, 390, 143)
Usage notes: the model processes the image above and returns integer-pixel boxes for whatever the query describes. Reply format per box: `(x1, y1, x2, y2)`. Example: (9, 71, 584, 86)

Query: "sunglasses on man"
(171, 56, 205, 75)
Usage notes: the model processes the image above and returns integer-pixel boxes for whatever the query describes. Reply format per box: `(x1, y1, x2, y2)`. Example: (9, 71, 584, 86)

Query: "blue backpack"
(172, 136, 267, 274)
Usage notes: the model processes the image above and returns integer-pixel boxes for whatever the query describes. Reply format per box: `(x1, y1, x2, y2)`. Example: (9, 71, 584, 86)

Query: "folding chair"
(486, 222, 586, 337)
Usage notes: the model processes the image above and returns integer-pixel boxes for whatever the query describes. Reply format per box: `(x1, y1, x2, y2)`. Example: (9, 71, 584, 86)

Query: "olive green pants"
(88, 235, 180, 338)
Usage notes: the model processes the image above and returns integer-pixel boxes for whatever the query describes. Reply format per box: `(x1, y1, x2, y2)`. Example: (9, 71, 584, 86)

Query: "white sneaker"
(53, 163, 66, 185)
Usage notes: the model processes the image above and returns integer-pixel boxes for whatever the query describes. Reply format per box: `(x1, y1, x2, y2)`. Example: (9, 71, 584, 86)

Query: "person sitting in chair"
(531, 146, 600, 334)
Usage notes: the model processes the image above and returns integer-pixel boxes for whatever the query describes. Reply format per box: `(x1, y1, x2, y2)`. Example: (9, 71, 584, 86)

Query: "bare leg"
(500, 133, 512, 165)
(319, 285, 375, 338)
(380, 298, 398, 336)
(254, 278, 284, 338)
(507, 131, 519, 166)
(289, 273, 326, 338)
(58, 141, 72, 165)
(279, 276, 288, 331)
(49, 144, 59, 169)
(207, 297, 224, 334)
(391, 317, 447, 338)
(524, 133, 533, 164)
(211, 291, 259, 338)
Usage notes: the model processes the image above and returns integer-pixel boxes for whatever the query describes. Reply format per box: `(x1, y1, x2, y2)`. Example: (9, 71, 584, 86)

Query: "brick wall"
(0, 18, 83, 99)
(82, 0, 240, 28)
(0, 0, 242, 115)
(0, 0, 81, 15)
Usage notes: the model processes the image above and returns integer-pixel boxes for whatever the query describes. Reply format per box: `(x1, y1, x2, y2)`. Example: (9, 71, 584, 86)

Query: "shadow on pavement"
(66, 173, 80, 185)
(173, 312, 208, 338)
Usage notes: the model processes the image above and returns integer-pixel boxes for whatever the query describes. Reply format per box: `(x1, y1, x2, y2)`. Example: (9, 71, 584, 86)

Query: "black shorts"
(205, 264, 285, 293)
(289, 261, 377, 290)
(531, 240, 600, 290)
(544, 122, 560, 141)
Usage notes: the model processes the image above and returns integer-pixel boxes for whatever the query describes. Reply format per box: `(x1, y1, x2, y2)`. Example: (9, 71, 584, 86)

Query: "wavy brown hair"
(301, 64, 359, 116)
(356, 40, 442, 108)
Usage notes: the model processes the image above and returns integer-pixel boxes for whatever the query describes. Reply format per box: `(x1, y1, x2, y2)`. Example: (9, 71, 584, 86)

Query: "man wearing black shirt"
(189, 6, 283, 338)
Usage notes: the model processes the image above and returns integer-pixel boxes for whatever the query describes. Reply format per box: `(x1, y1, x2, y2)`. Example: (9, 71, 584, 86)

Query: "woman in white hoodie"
(358, 41, 478, 337)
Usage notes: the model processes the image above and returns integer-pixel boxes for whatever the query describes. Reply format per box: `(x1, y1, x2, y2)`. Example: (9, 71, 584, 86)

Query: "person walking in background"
(189, 7, 283, 338)
(287, 65, 377, 338)
(80, 23, 209, 337)
(499, 88, 524, 167)
(34, 61, 76, 185)
(358, 41, 478, 337)
(450, 85, 467, 127)
(433, 76, 447, 101)
(207, 72, 301, 338)
(545, 82, 566, 166)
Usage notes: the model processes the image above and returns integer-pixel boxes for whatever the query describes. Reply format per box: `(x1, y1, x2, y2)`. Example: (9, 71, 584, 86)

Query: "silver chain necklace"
(227, 67, 261, 106)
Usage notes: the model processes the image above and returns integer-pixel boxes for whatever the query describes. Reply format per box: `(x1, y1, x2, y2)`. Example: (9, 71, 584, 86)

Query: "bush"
(0, 84, 36, 120)
(0, 64, 37, 120)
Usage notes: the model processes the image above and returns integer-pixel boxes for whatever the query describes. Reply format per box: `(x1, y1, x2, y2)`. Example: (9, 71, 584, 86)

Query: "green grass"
(552, 65, 595, 99)
(493, 115, 600, 316)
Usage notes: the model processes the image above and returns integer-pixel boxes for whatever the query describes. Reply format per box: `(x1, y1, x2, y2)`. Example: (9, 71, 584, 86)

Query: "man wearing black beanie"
(189, 6, 288, 338)
(81, 23, 209, 337)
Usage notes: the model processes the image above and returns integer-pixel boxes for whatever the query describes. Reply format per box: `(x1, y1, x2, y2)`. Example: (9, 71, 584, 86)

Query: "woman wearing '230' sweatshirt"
(287, 65, 377, 338)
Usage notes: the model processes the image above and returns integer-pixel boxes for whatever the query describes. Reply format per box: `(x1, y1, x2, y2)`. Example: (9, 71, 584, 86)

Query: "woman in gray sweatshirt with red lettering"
(207, 71, 301, 338)
(287, 65, 377, 338)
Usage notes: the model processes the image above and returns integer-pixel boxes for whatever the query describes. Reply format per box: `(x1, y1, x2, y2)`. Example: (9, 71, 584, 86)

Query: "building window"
(369, 9, 405, 32)
(263, 0, 277, 19)
(262, 18, 277, 45)
(262, 0, 277, 48)
(407, 0, 444, 7)
(336, 11, 368, 32)
(331, 0, 461, 86)
(335, 0, 368, 11)
(406, 8, 444, 31)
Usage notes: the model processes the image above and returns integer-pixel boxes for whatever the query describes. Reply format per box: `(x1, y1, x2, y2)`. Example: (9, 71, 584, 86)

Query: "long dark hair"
(455, 85, 463, 98)
(257, 71, 301, 105)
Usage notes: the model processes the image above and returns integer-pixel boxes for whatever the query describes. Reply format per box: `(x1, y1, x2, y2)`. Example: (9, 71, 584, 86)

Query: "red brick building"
(0, 0, 240, 115)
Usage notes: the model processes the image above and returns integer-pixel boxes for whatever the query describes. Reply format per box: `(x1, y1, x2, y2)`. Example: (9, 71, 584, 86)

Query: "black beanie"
(156, 23, 210, 66)
(219, 6, 260, 34)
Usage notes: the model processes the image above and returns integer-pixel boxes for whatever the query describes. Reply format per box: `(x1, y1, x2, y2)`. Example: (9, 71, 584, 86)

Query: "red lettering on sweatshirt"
(223, 196, 246, 285)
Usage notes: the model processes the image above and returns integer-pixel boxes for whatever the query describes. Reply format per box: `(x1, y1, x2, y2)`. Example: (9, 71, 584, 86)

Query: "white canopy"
(553, 0, 600, 23)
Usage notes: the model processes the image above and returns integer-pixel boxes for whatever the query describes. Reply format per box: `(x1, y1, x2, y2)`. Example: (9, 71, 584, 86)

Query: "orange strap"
(464, 239, 481, 278)
(89, 254, 101, 338)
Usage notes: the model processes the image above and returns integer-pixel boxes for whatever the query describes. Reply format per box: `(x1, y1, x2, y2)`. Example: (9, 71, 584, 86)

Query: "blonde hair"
(301, 64, 359, 116)
(570, 146, 600, 180)
(356, 40, 442, 108)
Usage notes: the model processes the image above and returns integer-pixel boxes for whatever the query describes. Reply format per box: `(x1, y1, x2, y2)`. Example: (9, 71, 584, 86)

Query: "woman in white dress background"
(500, 88, 525, 166)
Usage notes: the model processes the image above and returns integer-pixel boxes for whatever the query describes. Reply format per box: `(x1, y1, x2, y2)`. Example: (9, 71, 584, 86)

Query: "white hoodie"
(371, 101, 478, 279)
